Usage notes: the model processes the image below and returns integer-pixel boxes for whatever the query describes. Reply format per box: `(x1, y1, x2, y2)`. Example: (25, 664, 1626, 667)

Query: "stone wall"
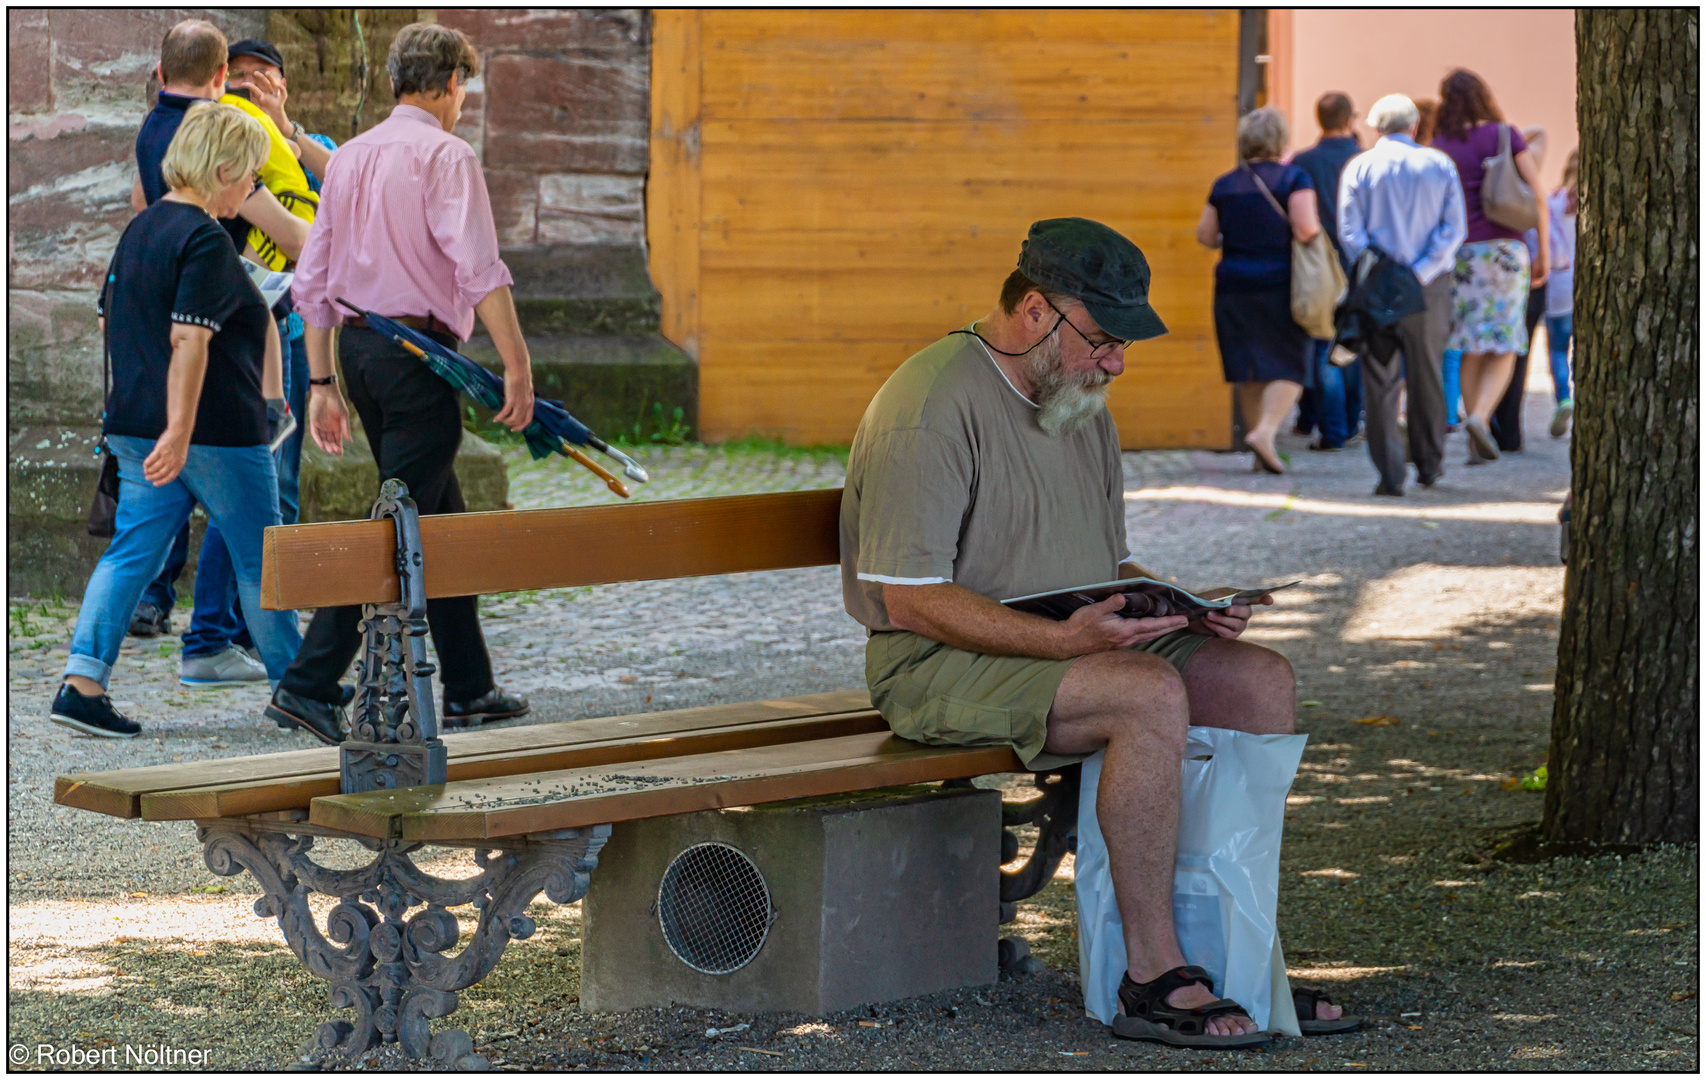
(6, 8, 693, 596)
(8, 8, 268, 429)
(435, 9, 693, 442)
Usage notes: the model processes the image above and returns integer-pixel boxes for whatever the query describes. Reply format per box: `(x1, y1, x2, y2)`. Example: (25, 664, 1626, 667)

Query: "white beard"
(1023, 331, 1112, 434)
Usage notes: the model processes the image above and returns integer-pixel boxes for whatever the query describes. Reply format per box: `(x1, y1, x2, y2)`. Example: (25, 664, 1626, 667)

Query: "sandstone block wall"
(8, 8, 268, 428)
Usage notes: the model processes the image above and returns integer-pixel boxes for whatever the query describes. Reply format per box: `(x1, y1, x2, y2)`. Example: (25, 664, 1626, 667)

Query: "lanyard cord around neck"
(947, 319, 1061, 358)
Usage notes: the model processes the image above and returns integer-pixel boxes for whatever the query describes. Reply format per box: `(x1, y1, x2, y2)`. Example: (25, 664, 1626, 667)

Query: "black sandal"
(1293, 987, 1363, 1036)
(1111, 965, 1270, 1049)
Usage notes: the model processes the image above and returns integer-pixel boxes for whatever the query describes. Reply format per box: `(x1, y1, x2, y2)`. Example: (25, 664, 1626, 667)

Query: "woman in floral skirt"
(1430, 69, 1549, 464)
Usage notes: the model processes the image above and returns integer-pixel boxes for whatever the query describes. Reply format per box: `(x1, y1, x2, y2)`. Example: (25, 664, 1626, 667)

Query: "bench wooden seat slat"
(143, 709, 887, 821)
(54, 688, 871, 819)
(308, 732, 1022, 842)
(261, 488, 844, 610)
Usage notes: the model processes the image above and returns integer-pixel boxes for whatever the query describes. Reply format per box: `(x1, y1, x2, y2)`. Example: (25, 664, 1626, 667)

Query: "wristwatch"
(308, 374, 337, 387)
(289, 119, 305, 141)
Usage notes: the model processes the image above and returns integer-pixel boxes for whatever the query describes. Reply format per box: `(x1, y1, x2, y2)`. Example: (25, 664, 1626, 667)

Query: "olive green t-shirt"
(840, 328, 1130, 632)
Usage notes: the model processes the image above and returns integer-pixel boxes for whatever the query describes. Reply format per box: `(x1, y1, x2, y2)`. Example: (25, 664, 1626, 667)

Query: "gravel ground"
(7, 382, 1697, 1071)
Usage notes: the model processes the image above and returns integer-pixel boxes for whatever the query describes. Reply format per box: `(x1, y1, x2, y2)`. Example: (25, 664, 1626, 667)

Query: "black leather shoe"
(266, 687, 346, 746)
(128, 601, 170, 638)
(443, 688, 530, 729)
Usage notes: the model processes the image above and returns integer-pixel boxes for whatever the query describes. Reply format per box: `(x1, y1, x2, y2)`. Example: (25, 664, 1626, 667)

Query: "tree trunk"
(1543, 9, 1698, 846)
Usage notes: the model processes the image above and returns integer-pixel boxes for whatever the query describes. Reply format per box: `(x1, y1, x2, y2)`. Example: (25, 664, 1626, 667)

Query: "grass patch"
(707, 434, 850, 463)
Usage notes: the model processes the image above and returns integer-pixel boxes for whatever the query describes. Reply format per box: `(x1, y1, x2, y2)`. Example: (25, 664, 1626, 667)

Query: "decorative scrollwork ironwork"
(199, 821, 610, 1068)
(999, 764, 1081, 908)
(342, 478, 447, 794)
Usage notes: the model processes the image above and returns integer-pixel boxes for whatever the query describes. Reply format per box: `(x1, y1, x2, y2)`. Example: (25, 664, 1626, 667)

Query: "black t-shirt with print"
(98, 200, 270, 447)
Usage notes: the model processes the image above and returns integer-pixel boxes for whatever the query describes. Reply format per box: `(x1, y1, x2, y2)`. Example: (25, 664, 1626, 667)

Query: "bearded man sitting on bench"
(839, 218, 1355, 1048)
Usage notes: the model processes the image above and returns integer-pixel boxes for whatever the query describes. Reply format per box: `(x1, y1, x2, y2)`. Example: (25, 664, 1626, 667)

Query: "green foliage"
(1521, 765, 1548, 792)
(612, 403, 692, 447)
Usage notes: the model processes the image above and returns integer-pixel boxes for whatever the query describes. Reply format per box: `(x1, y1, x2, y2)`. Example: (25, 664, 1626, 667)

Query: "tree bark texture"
(1544, 9, 1698, 845)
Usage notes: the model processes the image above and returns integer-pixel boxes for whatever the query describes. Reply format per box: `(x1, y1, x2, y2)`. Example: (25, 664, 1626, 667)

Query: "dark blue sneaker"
(50, 684, 141, 738)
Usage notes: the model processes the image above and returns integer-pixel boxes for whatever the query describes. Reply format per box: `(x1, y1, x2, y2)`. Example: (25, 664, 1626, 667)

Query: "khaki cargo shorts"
(865, 629, 1211, 766)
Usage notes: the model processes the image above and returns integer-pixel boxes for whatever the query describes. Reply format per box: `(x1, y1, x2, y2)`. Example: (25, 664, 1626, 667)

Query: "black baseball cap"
(1017, 218, 1168, 342)
(228, 39, 285, 74)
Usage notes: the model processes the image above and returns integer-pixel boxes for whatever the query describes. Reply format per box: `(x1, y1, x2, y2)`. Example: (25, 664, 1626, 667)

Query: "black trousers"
(1490, 285, 1548, 452)
(1361, 274, 1453, 492)
(278, 326, 494, 706)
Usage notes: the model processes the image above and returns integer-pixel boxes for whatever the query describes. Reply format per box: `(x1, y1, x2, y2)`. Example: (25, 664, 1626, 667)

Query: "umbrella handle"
(561, 441, 633, 499)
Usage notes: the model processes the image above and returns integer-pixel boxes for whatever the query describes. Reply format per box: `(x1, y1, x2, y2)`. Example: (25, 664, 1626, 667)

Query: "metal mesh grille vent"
(656, 842, 773, 975)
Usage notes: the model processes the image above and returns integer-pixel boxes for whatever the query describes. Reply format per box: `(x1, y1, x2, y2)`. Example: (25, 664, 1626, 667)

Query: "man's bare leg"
(1042, 649, 1257, 1038)
(1179, 636, 1297, 735)
(1176, 635, 1343, 1022)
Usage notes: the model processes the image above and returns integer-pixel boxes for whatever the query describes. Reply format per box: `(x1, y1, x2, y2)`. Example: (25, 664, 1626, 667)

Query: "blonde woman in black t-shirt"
(52, 102, 303, 739)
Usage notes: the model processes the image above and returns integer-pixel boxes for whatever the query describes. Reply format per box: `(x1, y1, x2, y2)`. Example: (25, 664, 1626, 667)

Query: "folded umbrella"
(336, 299, 649, 498)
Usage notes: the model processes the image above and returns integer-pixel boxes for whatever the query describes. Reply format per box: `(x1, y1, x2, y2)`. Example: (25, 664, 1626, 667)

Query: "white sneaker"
(181, 645, 269, 688)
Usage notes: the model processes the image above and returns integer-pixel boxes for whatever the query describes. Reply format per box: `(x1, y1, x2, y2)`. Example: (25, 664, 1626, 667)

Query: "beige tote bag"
(1246, 164, 1347, 341)
(1479, 122, 1540, 231)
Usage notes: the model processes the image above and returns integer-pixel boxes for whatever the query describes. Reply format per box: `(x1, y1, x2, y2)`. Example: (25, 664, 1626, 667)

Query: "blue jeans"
(1306, 340, 1364, 447)
(65, 436, 302, 688)
(1545, 314, 1573, 403)
(182, 332, 308, 657)
(1442, 349, 1463, 426)
(138, 525, 189, 615)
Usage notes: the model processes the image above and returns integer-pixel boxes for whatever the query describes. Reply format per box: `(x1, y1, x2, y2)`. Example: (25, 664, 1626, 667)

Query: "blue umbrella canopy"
(337, 299, 649, 494)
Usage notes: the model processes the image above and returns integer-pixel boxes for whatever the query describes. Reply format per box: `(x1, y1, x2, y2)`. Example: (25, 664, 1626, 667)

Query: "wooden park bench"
(54, 481, 1082, 1068)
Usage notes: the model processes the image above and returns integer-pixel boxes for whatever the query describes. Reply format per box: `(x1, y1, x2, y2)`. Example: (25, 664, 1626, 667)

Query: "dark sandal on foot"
(1293, 987, 1362, 1035)
(1111, 965, 1270, 1049)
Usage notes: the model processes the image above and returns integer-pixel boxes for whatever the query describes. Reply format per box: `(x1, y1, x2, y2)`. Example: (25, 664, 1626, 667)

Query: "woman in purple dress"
(1430, 69, 1549, 465)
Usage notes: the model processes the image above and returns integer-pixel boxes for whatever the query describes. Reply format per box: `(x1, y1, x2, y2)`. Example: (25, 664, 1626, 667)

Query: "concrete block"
(501, 244, 662, 338)
(298, 428, 508, 523)
(462, 334, 697, 442)
(6, 425, 506, 598)
(582, 784, 1000, 1016)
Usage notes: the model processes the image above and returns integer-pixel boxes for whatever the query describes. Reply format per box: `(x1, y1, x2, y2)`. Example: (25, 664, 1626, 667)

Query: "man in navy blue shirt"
(124, 19, 231, 640)
(1289, 92, 1365, 451)
(123, 21, 310, 691)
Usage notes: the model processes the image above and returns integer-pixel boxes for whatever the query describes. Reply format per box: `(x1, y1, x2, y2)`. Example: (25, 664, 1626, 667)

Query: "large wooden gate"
(649, 10, 1240, 448)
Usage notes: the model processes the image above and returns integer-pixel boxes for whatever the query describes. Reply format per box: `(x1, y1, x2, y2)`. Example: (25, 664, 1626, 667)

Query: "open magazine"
(241, 257, 294, 309)
(1002, 577, 1299, 621)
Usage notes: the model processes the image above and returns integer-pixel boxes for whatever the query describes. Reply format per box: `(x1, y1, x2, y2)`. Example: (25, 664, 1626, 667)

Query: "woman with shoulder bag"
(1197, 107, 1325, 475)
(1430, 69, 1549, 465)
(51, 102, 302, 739)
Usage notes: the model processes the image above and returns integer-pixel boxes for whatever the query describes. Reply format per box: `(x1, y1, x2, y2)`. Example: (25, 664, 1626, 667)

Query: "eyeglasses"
(1043, 296, 1130, 360)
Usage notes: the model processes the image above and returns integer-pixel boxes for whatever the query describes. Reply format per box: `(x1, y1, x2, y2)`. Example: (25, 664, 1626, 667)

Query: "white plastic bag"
(1075, 726, 1308, 1034)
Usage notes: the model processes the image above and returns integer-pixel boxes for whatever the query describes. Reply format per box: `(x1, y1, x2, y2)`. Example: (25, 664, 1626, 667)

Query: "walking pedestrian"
(1197, 107, 1321, 475)
(265, 22, 534, 745)
(1543, 150, 1578, 437)
(1490, 126, 1551, 454)
(1291, 92, 1365, 451)
(52, 103, 301, 737)
(1430, 69, 1549, 465)
(1337, 94, 1467, 496)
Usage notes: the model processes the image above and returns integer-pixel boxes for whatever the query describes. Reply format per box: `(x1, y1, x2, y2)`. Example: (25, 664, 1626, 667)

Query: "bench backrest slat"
(261, 488, 844, 610)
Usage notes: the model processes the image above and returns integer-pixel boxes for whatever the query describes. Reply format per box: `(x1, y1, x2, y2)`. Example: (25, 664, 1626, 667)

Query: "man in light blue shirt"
(1337, 94, 1467, 494)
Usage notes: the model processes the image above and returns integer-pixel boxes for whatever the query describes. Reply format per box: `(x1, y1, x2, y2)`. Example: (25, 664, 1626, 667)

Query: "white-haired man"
(1338, 93, 1468, 495)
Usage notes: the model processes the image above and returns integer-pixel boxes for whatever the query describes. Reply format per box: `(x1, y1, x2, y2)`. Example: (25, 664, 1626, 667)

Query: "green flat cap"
(1018, 218, 1168, 342)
